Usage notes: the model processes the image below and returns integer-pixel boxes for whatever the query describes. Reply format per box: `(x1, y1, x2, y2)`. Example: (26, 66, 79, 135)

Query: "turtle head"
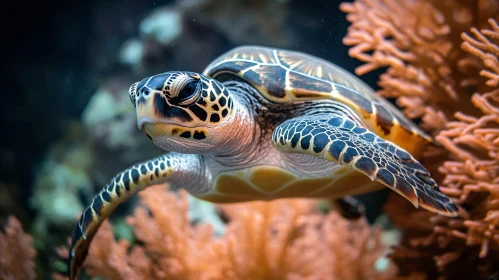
(129, 71, 243, 153)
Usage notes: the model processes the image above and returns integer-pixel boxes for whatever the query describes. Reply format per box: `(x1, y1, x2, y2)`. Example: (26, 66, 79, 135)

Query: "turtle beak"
(136, 91, 169, 137)
(140, 122, 170, 138)
(137, 116, 170, 138)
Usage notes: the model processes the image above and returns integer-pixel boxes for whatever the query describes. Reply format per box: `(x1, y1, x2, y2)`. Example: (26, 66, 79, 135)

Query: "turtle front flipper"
(68, 153, 203, 280)
(272, 114, 459, 217)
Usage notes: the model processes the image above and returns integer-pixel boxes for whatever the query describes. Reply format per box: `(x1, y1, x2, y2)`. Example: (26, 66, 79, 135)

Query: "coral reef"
(55, 185, 395, 280)
(341, 0, 499, 278)
(341, 0, 498, 133)
(0, 216, 36, 280)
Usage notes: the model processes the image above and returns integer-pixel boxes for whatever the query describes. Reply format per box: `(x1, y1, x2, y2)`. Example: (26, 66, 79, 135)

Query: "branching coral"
(340, 0, 498, 133)
(56, 185, 394, 280)
(426, 18, 499, 273)
(0, 216, 36, 280)
(342, 0, 499, 278)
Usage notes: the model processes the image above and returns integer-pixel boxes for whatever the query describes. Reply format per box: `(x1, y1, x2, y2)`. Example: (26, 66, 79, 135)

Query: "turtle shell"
(203, 46, 431, 156)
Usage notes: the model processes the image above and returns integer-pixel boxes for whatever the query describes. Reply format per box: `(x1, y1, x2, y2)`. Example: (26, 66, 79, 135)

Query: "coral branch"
(340, 0, 485, 133)
(462, 19, 499, 87)
(343, 1, 499, 278)
(59, 185, 395, 280)
(0, 216, 36, 280)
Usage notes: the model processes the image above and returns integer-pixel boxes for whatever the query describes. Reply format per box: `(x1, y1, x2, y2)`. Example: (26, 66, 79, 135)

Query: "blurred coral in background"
(341, 0, 499, 278)
(0, 217, 36, 280)
(52, 185, 393, 280)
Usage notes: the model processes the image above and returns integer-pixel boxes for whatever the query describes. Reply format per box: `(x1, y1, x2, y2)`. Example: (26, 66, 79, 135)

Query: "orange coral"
(340, 0, 496, 133)
(63, 185, 394, 280)
(218, 200, 392, 280)
(0, 216, 36, 280)
(342, 0, 499, 278)
(431, 16, 499, 266)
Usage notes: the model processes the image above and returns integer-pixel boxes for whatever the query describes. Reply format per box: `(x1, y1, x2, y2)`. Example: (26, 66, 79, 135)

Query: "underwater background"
(1, 0, 498, 279)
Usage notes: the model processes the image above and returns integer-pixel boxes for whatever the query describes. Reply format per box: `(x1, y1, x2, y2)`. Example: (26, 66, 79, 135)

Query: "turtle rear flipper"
(272, 114, 459, 217)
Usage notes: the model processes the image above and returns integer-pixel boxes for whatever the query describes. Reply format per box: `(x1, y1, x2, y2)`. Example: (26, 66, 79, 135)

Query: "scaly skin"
(272, 114, 458, 216)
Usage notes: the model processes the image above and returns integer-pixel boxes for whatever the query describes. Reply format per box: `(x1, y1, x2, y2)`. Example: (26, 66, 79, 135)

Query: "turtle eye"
(177, 80, 201, 106)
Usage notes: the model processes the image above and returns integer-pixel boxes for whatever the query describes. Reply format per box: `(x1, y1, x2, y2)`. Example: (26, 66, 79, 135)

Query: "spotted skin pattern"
(272, 114, 458, 216)
(68, 153, 199, 280)
(132, 72, 234, 136)
(186, 75, 234, 125)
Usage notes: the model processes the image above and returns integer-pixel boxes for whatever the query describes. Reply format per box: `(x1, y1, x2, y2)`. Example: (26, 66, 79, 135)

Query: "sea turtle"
(68, 46, 459, 279)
